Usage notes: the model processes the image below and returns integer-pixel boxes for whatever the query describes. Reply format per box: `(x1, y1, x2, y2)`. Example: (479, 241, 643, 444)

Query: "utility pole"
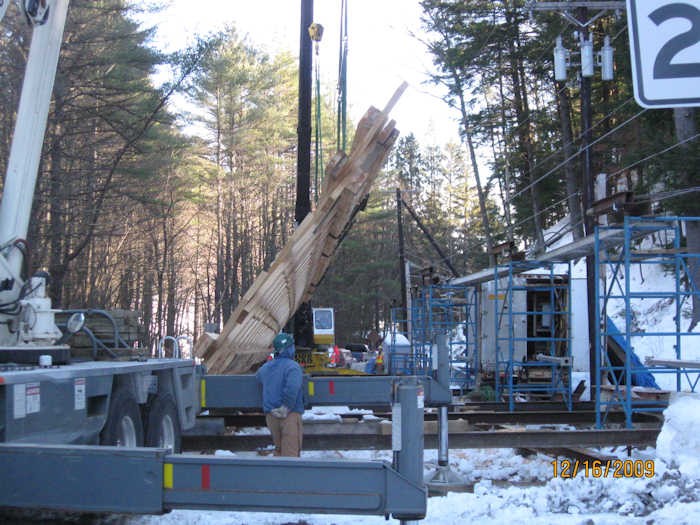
(400, 197, 460, 278)
(577, 5, 599, 405)
(397, 188, 408, 319)
(292, 0, 314, 348)
(296, 0, 313, 226)
(529, 1, 623, 399)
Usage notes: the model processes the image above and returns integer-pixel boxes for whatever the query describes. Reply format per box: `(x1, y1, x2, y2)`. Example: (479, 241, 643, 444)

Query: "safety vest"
(376, 351, 383, 365)
(331, 345, 340, 366)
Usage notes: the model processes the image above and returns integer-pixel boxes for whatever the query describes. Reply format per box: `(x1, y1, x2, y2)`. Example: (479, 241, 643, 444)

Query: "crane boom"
(0, 0, 69, 346)
(0, 0, 68, 271)
(0, 1, 9, 23)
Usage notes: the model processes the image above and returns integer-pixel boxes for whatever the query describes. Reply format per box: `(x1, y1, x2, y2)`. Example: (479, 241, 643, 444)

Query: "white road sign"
(627, 0, 700, 108)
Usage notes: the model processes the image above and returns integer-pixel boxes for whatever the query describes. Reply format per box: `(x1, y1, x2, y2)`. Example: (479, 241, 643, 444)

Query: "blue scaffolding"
(595, 216, 700, 428)
(493, 261, 573, 411)
(390, 284, 479, 391)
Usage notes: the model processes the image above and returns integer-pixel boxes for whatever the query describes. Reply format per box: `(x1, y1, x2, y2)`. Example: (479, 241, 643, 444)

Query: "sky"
(137, 0, 463, 147)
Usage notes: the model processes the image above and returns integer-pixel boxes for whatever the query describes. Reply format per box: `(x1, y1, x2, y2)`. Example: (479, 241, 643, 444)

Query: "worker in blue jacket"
(256, 333, 304, 457)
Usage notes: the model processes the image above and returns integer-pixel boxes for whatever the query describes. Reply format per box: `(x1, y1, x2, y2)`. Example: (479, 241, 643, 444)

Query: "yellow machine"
(312, 307, 335, 347)
(295, 308, 366, 375)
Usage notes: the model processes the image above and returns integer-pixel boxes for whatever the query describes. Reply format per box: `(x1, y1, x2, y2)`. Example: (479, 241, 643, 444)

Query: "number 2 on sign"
(650, 3, 700, 79)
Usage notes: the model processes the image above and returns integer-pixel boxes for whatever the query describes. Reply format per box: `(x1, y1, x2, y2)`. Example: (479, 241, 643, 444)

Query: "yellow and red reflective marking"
(308, 381, 314, 396)
(201, 464, 211, 490)
(329, 380, 335, 395)
(200, 379, 206, 408)
(163, 463, 173, 489)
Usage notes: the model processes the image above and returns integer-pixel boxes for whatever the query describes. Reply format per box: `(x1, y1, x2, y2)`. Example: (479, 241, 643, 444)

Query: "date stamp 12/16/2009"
(552, 459, 655, 479)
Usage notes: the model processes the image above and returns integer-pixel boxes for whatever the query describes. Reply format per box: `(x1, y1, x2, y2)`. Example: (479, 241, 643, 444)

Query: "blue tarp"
(606, 316, 660, 389)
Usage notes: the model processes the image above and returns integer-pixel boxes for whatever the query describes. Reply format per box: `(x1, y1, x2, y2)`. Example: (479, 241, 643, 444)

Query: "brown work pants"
(265, 411, 303, 457)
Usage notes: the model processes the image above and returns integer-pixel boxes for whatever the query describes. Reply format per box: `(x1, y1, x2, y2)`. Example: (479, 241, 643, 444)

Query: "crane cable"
(337, 0, 348, 153)
(309, 22, 325, 203)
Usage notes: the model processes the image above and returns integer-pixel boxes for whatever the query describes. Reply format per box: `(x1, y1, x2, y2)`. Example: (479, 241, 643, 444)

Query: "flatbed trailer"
(1, 372, 429, 521)
(0, 358, 200, 445)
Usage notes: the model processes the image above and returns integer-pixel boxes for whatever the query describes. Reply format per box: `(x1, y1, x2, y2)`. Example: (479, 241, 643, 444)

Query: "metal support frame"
(0, 373, 428, 519)
(0, 371, 430, 518)
(424, 335, 465, 492)
(392, 283, 479, 391)
(0, 443, 426, 519)
(595, 217, 700, 428)
(494, 261, 573, 411)
(527, 1, 625, 27)
(201, 373, 451, 410)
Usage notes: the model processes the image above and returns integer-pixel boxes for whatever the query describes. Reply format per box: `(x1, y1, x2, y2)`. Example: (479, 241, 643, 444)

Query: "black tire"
(100, 388, 144, 447)
(144, 394, 181, 453)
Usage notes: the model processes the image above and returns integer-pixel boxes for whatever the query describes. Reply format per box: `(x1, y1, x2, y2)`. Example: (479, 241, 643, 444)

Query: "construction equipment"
(203, 84, 405, 375)
(0, 0, 199, 453)
(0, 2, 426, 520)
(312, 306, 335, 347)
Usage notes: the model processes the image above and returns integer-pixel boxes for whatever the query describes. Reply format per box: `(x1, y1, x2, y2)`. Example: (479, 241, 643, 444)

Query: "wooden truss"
(201, 84, 406, 374)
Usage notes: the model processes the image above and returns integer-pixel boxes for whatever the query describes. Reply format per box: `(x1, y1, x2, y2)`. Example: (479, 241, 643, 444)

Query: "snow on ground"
(301, 406, 372, 422)
(102, 392, 700, 521)
(657, 393, 700, 480)
(106, 395, 700, 525)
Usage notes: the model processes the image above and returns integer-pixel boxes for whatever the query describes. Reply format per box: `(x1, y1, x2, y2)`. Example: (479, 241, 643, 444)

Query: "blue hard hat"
(273, 333, 294, 352)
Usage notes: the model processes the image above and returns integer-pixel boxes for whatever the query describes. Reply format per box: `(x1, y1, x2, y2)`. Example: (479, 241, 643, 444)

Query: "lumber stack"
(55, 309, 145, 358)
(203, 84, 406, 375)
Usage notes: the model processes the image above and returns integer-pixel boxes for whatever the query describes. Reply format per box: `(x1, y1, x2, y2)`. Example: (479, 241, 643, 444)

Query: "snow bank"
(657, 392, 700, 479)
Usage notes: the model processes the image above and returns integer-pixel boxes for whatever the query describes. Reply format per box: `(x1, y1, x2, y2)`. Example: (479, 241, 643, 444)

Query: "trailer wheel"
(100, 389, 144, 447)
(145, 394, 181, 453)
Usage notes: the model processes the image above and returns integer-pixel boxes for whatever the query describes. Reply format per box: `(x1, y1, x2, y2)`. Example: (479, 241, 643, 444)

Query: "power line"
(511, 107, 648, 200)
(607, 133, 700, 180)
(512, 97, 634, 186)
(512, 191, 580, 229)
(633, 186, 700, 205)
(611, 23, 628, 42)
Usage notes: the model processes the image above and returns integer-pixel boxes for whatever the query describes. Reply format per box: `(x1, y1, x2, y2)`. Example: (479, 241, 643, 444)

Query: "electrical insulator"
(601, 35, 614, 81)
(581, 35, 594, 78)
(554, 36, 568, 82)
